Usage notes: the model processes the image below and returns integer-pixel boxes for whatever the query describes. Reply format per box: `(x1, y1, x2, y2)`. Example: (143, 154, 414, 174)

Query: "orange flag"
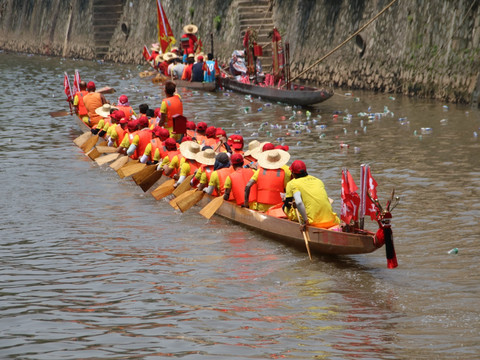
(156, 0, 176, 53)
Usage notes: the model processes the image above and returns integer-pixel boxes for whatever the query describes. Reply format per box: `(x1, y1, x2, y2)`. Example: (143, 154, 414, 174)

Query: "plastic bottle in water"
(448, 248, 458, 255)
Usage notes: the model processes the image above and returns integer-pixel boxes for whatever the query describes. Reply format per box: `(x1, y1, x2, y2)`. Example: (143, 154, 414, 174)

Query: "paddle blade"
(97, 86, 116, 94)
(109, 155, 129, 171)
(139, 170, 163, 192)
(151, 179, 176, 200)
(95, 152, 120, 166)
(95, 145, 118, 154)
(171, 175, 194, 197)
(170, 189, 196, 210)
(117, 161, 143, 179)
(178, 190, 204, 213)
(73, 132, 92, 147)
(80, 134, 99, 152)
(86, 147, 101, 160)
(199, 196, 224, 219)
(132, 164, 157, 185)
(49, 110, 70, 117)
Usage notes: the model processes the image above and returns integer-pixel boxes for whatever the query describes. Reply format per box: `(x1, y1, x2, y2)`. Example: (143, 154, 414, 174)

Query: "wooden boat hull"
(151, 74, 216, 92)
(197, 195, 378, 256)
(219, 77, 333, 106)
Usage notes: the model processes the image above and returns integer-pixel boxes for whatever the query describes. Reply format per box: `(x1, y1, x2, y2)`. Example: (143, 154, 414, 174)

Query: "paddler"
(139, 126, 170, 164)
(117, 119, 138, 154)
(191, 54, 205, 82)
(125, 116, 153, 160)
(203, 152, 234, 197)
(186, 120, 196, 139)
(163, 140, 201, 187)
(116, 95, 135, 121)
(193, 147, 216, 190)
(244, 149, 291, 212)
(194, 122, 208, 145)
(243, 139, 261, 166)
(82, 81, 107, 128)
(156, 137, 180, 174)
(283, 160, 340, 230)
(92, 103, 117, 136)
(228, 134, 244, 155)
(159, 80, 183, 136)
(107, 111, 127, 147)
(72, 80, 88, 124)
(223, 153, 257, 208)
(204, 126, 218, 148)
(181, 54, 195, 81)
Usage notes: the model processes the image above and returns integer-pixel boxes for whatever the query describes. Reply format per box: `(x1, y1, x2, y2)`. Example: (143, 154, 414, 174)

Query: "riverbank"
(1, 0, 479, 105)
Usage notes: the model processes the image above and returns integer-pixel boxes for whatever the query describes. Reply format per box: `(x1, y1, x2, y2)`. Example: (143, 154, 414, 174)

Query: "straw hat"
(95, 103, 117, 118)
(243, 140, 261, 157)
(249, 141, 270, 159)
(183, 24, 198, 34)
(179, 141, 201, 160)
(155, 54, 164, 63)
(256, 149, 290, 170)
(195, 148, 216, 165)
(195, 52, 205, 62)
(163, 52, 178, 61)
(151, 43, 160, 52)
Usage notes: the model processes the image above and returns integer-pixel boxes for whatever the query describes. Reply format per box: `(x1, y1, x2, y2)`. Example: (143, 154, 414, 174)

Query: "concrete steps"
(92, 0, 124, 59)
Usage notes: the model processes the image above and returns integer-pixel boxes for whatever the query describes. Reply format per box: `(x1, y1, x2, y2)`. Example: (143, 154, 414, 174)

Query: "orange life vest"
(204, 138, 218, 149)
(162, 95, 183, 129)
(83, 92, 103, 127)
(186, 129, 196, 138)
(166, 151, 181, 178)
(76, 90, 88, 116)
(130, 128, 152, 160)
(184, 158, 200, 176)
(116, 105, 134, 120)
(195, 133, 207, 146)
(256, 167, 285, 205)
(215, 167, 234, 198)
(114, 124, 127, 147)
(150, 138, 165, 161)
(229, 167, 257, 206)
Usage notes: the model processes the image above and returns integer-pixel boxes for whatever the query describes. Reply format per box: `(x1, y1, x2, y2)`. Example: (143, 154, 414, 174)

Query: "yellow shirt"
(143, 143, 161, 162)
(285, 175, 340, 228)
(168, 155, 191, 177)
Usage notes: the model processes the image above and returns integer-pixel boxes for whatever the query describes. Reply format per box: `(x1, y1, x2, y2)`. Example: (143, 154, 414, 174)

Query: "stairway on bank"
(93, 0, 124, 59)
(237, 0, 274, 73)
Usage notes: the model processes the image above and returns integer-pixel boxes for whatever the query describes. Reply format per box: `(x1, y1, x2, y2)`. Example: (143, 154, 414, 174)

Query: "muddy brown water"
(1, 52, 479, 359)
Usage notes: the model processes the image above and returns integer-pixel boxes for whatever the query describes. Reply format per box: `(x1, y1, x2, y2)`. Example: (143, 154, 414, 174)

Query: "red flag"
(156, 0, 176, 53)
(365, 167, 378, 220)
(214, 59, 220, 74)
(72, 69, 81, 95)
(196, 38, 203, 54)
(63, 72, 72, 101)
(142, 45, 150, 61)
(341, 169, 360, 224)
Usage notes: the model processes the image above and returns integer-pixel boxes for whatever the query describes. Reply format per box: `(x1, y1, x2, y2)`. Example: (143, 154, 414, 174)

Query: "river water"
(1, 52, 479, 359)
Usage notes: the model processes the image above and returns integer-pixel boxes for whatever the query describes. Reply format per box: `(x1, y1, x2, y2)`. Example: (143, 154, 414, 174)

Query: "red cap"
(231, 134, 244, 150)
(231, 153, 244, 165)
(197, 55, 204, 62)
(127, 120, 138, 131)
(262, 143, 275, 151)
(137, 116, 149, 129)
(186, 121, 196, 130)
(112, 110, 125, 121)
(164, 137, 177, 150)
(206, 126, 217, 138)
(154, 107, 161, 118)
(119, 94, 128, 104)
(181, 136, 192, 142)
(197, 122, 208, 131)
(159, 128, 170, 140)
(87, 81, 96, 91)
(290, 160, 307, 174)
(119, 118, 128, 125)
(275, 144, 289, 152)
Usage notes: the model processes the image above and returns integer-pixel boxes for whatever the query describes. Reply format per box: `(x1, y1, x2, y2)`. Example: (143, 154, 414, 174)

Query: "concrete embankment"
(1, 0, 479, 105)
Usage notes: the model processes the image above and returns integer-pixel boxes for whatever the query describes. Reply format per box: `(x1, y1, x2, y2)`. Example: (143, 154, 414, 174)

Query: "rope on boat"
(289, 0, 400, 84)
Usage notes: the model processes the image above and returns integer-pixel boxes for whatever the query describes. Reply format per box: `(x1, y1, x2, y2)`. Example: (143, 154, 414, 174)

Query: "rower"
(156, 138, 180, 175)
(137, 103, 149, 120)
(92, 104, 117, 137)
(195, 122, 208, 145)
(215, 128, 230, 153)
(228, 134, 244, 156)
(159, 80, 183, 137)
(181, 54, 195, 81)
(244, 149, 291, 212)
(126, 116, 153, 160)
(204, 126, 218, 148)
(163, 140, 201, 187)
(107, 111, 127, 147)
(191, 54, 205, 82)
(72, 80, 88, 124)
(203, 153, 234, 197)
(139, 126, 170, 164)
(117, 119, 138, 154)
(193, 147, 216, 190)
(243, 140, 261, 166)
(116, 95, 135, 121)
(223, 153, 257, 208)
(82, 81, 107, 128)
(186, 120, 196, 139)
(283, 160, 340, 229)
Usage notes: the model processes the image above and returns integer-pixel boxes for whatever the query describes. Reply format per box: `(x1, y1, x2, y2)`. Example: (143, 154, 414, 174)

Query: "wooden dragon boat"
(142, 71, 217, 92)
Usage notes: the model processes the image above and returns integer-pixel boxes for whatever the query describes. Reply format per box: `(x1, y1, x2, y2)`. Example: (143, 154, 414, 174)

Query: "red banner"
(341, 169, 360, 224)
(72, 69, 81, 95)
(63, 72, 72, 101)
(156, 0, 176, 53)
(142, 45, 150, 61)
(365, 166, 378, 220)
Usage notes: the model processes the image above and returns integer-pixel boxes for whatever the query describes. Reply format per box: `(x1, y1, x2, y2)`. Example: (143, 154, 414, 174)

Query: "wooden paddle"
(171, 175, 194, 197)
(139, 169, 163, 192)
(295, 207, 312, 261)
(117, 161, 145, 179)
(177, 190, 205, 213)
(97, 86, 116, 94)
(86, 147, 101, 160)
(169, 188, 195, 209)
(80, 134, 99, 152)
(49, 110, 70, 117)
(95, 152, 120, 166)
(151, 179, 176, 200)
(110, 155, 129, 171)
(199, 196, 224, 219)
(73, 131, 92, 147)
(95, 145, 117, 154)
(132, 164, 157, 185)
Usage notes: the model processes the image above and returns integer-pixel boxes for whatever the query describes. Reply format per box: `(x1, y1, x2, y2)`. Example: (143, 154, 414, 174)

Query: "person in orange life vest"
(186, 120, 196, 138)
(125, 116, 153, 160)
(82, 81, 107, 128)
(149, 107, 161, 129)
(116, 94, 135, 121)
(106, 111, 126, 146)
(117, 119, 139, 154)
(156, 137, 180, 172)
(203, 126, 218, 148)
(72, 80, 88, 124)
(228, 134, 245, 155)
(182, 24, 198, 55)
(243, 139, 261, 167)
(194, 121, 208, 145)
(163, 141, 201, 187)
(283, 160, 340, 230)
(159, 80, 183, 136)
(193, 147, 216, 190)
(215, 128, 231, 153)
(96, 109, 121, 139)
(181, 54, 195, 81)
(139, 126, 170, 164)
(203, 152, 234, 198)
(222, 153, 257, 208)
(244, 149, 291, 212)
(92, 103, 117, 136)
(137, 103, 149, 120)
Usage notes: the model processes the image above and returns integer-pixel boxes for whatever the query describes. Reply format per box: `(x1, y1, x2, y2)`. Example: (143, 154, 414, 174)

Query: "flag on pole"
(156, 0, 176, 53)
(142, 45, 151, 61)
(72, 70, 81, 95)
(63, 72, 73, 101)
(340, 169, 360, 224)
(365, 166, 378, 220)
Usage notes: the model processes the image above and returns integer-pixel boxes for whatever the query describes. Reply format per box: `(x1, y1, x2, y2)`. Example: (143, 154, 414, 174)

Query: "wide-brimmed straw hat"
(155, 54, 164, 63)
(243, 140, 261, 157)
(248, 141, 270, 159)
(183, 24, 198, 34)
(151, 43, 160, 51)
(95, 103, 117, 118)
(256, 149, 290, 170)
(163, 52, 178, 61)
(179, 141, 201, 160)
(195, 148, 216, 165)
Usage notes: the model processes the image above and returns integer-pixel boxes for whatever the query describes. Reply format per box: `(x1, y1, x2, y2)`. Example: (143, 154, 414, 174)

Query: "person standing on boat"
(203, 153, 234, 197)
(116, 95, 135, 121)
(191, 54, 205, 82)
(244, 149, 291, 212)
(204, 53, 216, 82)
(223, 153, 257, 208)
(181, 24, 199, 55)
(283, 160, 340, 230)
(82, 81, 107, 128)
(72, 80, 89, 125)
(159, 80, 183, 136)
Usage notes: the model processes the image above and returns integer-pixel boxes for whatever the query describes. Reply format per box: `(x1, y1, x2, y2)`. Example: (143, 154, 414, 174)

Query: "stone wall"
(1, 0, 479, 104)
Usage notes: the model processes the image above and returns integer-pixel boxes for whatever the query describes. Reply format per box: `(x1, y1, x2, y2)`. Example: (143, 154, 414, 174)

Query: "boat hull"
(219, 77, 333, 106)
